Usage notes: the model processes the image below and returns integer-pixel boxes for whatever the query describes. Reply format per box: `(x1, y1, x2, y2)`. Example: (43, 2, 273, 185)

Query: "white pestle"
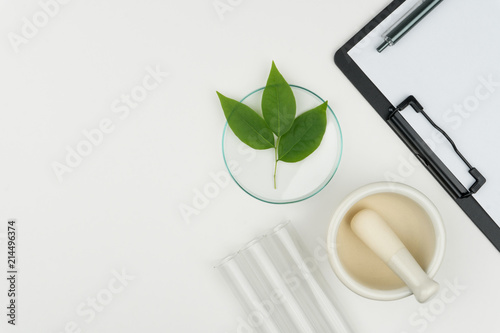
(350, 209, 439, 303)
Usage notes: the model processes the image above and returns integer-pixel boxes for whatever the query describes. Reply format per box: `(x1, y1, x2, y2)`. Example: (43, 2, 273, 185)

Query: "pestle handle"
(351, 209, 439, 303)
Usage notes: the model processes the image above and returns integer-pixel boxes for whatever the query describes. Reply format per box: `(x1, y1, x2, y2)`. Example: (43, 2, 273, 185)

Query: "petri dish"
(222, 85, 342, 204)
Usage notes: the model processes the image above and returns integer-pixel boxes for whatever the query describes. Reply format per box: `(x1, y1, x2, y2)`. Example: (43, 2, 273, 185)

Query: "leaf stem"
(274, 137, 280, 189)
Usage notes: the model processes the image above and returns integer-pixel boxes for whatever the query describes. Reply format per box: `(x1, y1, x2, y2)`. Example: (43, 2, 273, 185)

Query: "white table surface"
(1, 0, 499, 332)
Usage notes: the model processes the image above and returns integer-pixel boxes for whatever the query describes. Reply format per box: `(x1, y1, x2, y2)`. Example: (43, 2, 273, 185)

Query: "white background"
(1, 0, 499, 332)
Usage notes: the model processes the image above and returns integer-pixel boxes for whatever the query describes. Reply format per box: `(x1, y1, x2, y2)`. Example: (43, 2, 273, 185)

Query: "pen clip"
(381, 0, 424, 38)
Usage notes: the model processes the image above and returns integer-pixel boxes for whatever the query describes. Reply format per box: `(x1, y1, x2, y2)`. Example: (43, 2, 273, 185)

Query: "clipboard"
(335, 0, 500, 252)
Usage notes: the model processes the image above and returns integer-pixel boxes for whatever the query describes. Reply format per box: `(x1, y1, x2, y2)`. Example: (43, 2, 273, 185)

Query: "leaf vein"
(240, 116, 273, 146)
(280, 123, 315, 159)
(275, 87, 281, 135)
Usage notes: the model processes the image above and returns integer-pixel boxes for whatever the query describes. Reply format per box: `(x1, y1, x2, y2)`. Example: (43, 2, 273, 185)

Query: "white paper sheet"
(348, 0, 500, 223)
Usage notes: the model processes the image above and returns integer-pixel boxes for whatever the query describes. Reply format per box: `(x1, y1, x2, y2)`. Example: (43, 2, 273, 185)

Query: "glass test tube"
(217, 222, 354, 333)
(267, 223, 354, 333)
(240, 238, 317, 333)
(216, 252, 281, 333)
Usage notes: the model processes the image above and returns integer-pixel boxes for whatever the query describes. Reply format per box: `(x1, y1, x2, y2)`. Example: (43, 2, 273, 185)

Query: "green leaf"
(262, 61, 296, 136)
(278, 101, 328, 162)
(217, 92, 275, 150)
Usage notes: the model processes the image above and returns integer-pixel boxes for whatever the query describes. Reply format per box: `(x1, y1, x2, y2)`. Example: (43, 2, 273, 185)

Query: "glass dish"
(222, 85, 342, 204)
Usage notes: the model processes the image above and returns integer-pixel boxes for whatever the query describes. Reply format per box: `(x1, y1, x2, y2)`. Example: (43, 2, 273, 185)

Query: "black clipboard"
(334, 0, 500, 252)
